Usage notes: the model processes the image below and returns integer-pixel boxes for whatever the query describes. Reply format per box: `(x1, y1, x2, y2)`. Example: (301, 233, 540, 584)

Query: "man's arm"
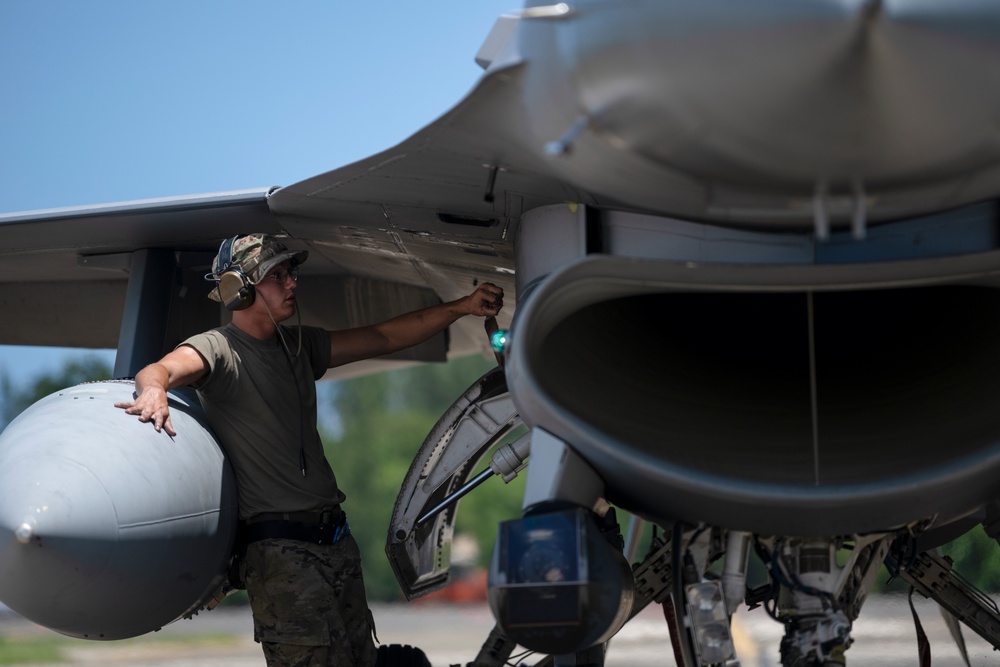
(113, 344, 209, 436)
(328, 282, 504, 368)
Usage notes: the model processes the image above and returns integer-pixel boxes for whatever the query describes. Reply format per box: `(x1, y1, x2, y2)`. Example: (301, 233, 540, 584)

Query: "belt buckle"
(318, 508, 334, 544)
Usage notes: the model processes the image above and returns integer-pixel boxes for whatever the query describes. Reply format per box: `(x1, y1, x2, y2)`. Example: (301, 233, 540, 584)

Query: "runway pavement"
(1, 594, 997, 666)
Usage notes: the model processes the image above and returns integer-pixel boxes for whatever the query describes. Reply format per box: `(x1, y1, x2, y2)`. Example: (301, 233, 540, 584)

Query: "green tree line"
(318, 355, 526, 600)
(1, 353, 999, 601)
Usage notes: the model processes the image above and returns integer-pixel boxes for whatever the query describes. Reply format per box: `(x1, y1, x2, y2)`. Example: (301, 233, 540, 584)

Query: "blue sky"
(0, 0, 516, 392)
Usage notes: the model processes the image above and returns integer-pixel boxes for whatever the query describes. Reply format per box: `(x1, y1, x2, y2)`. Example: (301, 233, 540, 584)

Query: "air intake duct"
(505, 256, 1000, 536)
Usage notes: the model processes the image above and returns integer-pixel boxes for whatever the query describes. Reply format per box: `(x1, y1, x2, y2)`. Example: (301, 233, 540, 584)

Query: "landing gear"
(387, 366, 1000, 667)
(778, 614, 851, 667)
(756, 536, 889, 667)
(773, 540, 852, 666)
(890, 543, 1000, 654)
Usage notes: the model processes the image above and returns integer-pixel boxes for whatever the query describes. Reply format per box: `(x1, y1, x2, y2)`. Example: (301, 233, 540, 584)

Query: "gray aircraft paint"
(1, 0, 1000, 661)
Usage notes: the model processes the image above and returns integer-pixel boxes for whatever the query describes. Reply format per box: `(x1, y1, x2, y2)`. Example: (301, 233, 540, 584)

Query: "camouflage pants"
(243, 535, 378, 667)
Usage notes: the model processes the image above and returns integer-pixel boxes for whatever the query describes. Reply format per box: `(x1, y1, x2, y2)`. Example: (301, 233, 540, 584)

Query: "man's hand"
(464, 282, 504, 317)
(328, 282, 506, 368)
(113, 347, 208, 436)
(115, 387, 176, 436)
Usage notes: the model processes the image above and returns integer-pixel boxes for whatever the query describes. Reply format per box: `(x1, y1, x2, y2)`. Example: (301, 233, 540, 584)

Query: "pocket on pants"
(245, 539, 334, 647)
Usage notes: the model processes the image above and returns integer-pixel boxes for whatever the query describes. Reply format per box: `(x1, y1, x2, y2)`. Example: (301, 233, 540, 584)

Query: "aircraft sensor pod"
(0, 380, 239, 640)
(487, 505, 633, 655)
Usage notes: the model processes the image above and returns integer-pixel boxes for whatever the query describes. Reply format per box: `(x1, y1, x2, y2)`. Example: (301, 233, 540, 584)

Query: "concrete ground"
(1, 595, 997, 666)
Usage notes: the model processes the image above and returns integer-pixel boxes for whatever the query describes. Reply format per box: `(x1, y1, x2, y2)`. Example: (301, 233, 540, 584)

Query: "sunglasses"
(264, 266, 299, 284)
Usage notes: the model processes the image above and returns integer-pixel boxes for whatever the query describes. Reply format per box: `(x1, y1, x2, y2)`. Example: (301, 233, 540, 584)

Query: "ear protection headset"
(215, 235, 255, 311)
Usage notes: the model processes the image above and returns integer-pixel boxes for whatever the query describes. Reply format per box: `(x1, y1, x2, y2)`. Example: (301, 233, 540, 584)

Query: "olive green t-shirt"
(182, 323, 345, 520)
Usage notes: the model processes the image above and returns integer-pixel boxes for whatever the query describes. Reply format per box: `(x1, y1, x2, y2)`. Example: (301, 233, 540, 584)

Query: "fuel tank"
(0, 380, 238, 639)
(505, 254, 1000, 536)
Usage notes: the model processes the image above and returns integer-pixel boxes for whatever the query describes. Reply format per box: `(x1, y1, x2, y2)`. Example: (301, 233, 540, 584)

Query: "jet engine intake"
(505, 255, 1000, 536)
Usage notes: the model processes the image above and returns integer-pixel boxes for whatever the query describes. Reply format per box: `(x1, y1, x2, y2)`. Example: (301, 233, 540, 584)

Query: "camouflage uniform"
(192, 235, 379, 665)
(243, 535, 378, 667)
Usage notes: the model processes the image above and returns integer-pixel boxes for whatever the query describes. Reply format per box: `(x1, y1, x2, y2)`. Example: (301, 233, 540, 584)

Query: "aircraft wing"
(0, 38, 589, 378)
(0, 190, 278, 350)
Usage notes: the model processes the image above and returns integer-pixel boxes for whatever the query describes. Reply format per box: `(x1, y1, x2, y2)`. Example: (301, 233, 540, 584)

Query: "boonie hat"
(207, 234, 308, 302)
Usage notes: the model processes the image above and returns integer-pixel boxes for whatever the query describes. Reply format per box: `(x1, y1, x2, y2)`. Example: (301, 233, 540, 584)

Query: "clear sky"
(0, 0, 517, 393)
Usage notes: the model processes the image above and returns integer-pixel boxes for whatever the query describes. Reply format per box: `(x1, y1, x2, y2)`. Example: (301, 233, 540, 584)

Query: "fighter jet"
(3, 1, 1000, 665)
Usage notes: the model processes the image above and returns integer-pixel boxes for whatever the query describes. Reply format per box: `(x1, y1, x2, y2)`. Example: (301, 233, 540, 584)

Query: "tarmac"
(1, 595, 998, 666)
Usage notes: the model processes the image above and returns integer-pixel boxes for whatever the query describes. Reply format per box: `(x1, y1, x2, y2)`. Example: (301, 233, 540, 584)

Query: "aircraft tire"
(375, 644, 432, 667)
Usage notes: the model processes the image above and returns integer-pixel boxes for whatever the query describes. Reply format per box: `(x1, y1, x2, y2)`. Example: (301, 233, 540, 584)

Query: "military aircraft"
(3, 1, 1000, 665)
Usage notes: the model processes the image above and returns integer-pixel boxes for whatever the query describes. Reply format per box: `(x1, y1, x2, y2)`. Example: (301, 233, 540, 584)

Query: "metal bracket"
(897, 549, 1000, 650)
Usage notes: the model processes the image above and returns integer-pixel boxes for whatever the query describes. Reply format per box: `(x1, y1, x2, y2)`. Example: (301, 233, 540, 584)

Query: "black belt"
(239, 509, 349, 547)
(244, 509, 343, 524)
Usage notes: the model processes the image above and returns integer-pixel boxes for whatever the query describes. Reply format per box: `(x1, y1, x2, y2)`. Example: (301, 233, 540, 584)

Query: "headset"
(214, 235, 255, 311)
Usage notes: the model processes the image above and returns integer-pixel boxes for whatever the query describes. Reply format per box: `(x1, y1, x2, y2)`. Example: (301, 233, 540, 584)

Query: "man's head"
(207, 234, 308, 311)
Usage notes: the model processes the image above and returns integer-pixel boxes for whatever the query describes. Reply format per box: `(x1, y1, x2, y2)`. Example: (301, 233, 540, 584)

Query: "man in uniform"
(116, 234, 504, 666)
